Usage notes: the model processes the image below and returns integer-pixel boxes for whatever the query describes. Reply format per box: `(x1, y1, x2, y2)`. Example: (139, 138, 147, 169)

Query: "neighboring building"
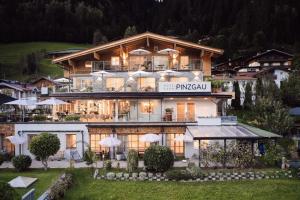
(213, 49, 294, 105)
(0, 79, 38, 99)
(31, 77, 64, 95)
(0, 33, 281, 160)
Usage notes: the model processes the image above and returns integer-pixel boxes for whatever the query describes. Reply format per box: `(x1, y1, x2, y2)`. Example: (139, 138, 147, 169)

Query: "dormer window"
(111, 56, 120, 66)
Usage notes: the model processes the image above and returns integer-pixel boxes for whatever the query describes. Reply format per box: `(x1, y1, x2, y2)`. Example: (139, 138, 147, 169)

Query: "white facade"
(15, 123, 89, 159)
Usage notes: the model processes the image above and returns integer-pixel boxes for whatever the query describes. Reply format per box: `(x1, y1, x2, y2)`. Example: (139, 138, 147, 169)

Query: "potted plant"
(164, 108, 173, 121)
(116, 151, 123, 161)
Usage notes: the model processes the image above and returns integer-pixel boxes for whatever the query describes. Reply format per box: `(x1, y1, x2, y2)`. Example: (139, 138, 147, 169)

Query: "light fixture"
(204, 97, 208, 100)
(187, 98, 191, 100)
(170, 97, 174, 100)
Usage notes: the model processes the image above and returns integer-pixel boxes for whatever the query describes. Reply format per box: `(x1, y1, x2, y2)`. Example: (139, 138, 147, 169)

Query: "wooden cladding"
(88, 126, 186, 135)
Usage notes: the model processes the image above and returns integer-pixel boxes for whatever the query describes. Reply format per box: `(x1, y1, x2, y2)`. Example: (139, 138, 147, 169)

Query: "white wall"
(274, 69, 289, 88)
(15, 123, 89, 159)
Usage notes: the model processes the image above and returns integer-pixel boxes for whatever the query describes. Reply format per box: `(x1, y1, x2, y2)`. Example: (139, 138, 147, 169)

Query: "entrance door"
(187, 102, 195, 121)
(177, 102, 185, 121)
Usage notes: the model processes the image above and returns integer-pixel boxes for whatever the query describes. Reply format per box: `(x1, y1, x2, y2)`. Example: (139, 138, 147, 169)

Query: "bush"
(144, 145, 174, 172)
(65, 115, 80, 121)
(49, 173, 73, 200)
(104, 160, 112, 170)
(29, 133, 60, 170)
(258, 143, 282, 167)
(165, 169, 192, 181)
(0, 181, 17, 200)
(127, 149, 138, 173)
(186, 165, 203, 178)
(33, 114, 47, 121)
(12, 155, 32, 171)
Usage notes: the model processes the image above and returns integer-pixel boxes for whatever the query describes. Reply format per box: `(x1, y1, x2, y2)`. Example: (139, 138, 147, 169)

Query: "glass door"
(187, 102, 195, 121)
(176, 102, 185, 121)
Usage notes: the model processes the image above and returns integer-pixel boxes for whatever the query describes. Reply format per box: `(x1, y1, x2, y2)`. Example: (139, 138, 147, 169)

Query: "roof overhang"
(53, 32, 224, 64)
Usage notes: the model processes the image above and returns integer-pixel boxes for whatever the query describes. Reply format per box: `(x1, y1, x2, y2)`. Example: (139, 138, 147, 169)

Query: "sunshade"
(36, 97, 68, 105)
(99, 136, 121, 147)
(131, 70, 152, 90)
(90, 70, 113, 90)
(129, 49, 151, 55)
(54, 78, 70, 83)
(5, 98, 36, 106)
(140, 133, 160, 143)
(0, 93, 16, 105)
(8, 176, 37, 188)
(157, 48, 178, 55)
(175, 134, 193, 142)
(6, 135, 27, 145)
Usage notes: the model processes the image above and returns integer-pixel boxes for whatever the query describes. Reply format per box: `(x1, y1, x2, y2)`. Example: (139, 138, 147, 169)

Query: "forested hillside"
(1, 0, 299, 58)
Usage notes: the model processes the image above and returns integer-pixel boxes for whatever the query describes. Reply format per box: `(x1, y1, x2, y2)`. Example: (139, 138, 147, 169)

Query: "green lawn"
(0, 169, 61, 199)
(0, 42, 91, 80)
(64, 169, 300, 200)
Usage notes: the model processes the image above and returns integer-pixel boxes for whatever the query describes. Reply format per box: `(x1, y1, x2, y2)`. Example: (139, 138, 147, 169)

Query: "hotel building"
(0, 33, 280, 160)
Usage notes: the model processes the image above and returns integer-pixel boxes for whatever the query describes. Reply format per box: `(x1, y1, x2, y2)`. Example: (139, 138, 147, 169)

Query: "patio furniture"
(70, 150, 82, 162)
(49, 150, 65, 161)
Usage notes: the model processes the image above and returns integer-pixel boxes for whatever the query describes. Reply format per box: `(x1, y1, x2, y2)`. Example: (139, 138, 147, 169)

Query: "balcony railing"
(197, 116, 237, 126)
(91, 59, 202, 72)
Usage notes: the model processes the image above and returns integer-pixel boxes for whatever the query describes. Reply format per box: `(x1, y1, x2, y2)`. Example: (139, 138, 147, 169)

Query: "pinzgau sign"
(159, 82, 211, 93)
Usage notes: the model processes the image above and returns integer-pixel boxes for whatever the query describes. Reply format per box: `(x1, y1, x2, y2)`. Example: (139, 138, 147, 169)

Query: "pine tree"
(231, 81, 241, 110)
(243, 82, 252, 110)
(124, 26, 137, 38)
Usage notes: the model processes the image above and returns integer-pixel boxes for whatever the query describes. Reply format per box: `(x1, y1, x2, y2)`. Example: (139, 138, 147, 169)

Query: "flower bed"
(96, 170, 296, 182)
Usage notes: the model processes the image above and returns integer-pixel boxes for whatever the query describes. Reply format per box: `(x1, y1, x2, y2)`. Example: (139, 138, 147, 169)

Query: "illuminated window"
(66, 134, 77, 149)
(180, 56, 189, 69)
(90, 134, 109, 153)
(106, 78, 125, 91)
(127, 134, 150, 153)
(138, 77, 155, 90)
(170, 77, 189, 83)
(153, 56, 169, 69)
(167, 133, 184, 155)
(111, 57, 120, 66)
(140, 101, 154, 113)
(129, 56, 145, 68)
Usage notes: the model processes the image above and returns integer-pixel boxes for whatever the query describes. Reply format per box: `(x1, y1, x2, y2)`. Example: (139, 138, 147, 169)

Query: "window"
(129, 56, 145, 69)
(111, 57, 120, 66)
(138, 77, 155, 90)
(90, 134, 109, 153)
(180, 56, 189, 69)
(153, 56, 169, 69)
(106, 78, 125, 91)
(170, 77, 189, 83)
(140, 101, 154, 113)
(66, 134, 77, 149)
(167, 133, 184, 155)
(127, 134, 150, 153)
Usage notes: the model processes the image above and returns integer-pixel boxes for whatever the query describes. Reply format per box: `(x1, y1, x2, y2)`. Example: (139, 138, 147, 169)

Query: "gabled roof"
(31, 77, 62, 86)
(53, 32, 223, 63)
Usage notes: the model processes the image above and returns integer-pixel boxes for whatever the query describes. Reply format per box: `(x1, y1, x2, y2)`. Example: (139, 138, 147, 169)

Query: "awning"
(187, 124, 281, 140)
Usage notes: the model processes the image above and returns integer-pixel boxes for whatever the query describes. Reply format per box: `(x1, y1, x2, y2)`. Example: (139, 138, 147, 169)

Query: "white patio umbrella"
(36, 97, 68, 105)
(159, 69, 181, 81)
(174, 134, 194, 142)
(129, 49, 151, 55)
(6, 135, 27, 154)
(5, 98, 36, 121)
(140, 133, 160, 143)
(99, 136, 121, 159)
(90, 70, 113, 90)
(54, 78, 70, 83)
(131, 70, 152, 90)
(157, 48, 178, 55)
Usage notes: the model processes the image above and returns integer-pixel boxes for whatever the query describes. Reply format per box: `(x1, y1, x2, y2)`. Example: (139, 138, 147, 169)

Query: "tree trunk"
(42, 159, 48, 171)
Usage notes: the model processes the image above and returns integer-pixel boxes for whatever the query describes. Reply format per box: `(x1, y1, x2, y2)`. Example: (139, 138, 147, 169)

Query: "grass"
(64, 169, 300, 200)
(0, 42, 91, 80)
(0, 168, 61, 199)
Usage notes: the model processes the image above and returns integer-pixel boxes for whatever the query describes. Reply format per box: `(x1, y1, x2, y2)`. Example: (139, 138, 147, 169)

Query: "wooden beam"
(147, 36, 150, 47)
(68, 59, 75, 73)
(93, 52, 101, 60)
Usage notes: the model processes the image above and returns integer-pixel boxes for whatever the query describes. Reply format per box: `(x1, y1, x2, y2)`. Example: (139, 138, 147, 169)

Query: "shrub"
(65, 115, 80, 121)
(165, 169, 192, 181)
(12, 155, 32, 171)
(127, 149, 138, 173)
(83, 147, 96, 166)
(0, 181, 17, 200)
(258, 143, 282, 167)
(144, 145, 174, 172)
(33, 114, 47, 121)
(49, 173, 73, 200)
(29, 133, 60, 170)
(186, 165, 203, 178)
(104, 160, 112, 170)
